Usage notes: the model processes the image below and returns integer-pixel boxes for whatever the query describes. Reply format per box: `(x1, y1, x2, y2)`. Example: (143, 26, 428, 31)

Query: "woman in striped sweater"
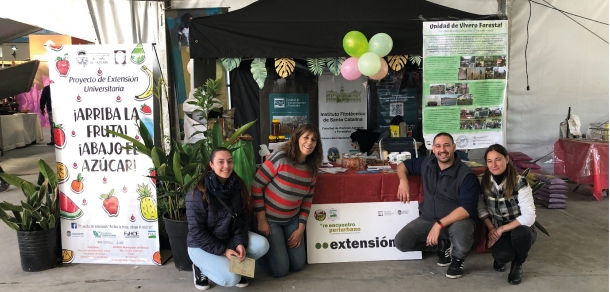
(251, 124, 323, 277)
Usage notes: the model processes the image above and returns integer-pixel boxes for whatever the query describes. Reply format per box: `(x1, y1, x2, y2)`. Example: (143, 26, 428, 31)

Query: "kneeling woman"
(187, 147, 269, 290)
(477, 144, 537, 285)
(251, 124, 323, 277)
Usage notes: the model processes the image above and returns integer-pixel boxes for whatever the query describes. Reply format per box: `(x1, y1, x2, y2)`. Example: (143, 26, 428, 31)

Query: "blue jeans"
(259, 217, 306, 277)
(188, 232, 269, 287)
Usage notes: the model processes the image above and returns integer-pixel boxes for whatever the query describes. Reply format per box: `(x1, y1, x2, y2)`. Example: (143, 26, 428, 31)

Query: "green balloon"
(343, 31, 369, 58)
(358, 52, 382, 76)
(368, 33, 393, 57)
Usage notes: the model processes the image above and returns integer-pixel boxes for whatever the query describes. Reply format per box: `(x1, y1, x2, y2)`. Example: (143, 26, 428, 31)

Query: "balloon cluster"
(341, 31, 393, 81)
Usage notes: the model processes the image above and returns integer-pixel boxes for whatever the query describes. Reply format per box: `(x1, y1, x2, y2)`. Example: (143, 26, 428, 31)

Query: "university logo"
(274, 98, 285, 108)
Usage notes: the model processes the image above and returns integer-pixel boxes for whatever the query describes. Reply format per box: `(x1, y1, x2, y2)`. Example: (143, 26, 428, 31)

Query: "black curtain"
(189, 0, 500, 58)
(230, 64, 262, 164)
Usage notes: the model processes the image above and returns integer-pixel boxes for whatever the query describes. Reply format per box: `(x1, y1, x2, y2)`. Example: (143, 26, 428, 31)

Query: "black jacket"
(186, 187, 249, 255)
(40, 85, 52, 112)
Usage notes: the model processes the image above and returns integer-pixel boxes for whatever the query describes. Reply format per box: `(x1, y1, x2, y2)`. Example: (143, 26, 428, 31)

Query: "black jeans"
(395, 216, 476, 259)
(491, 225, 537, 264)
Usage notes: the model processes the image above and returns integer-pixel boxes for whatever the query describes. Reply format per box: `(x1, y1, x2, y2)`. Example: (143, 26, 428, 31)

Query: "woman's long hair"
(280, 124, 323, 175)
(195, 147, 250, 211)
(481, 144, 519, 199)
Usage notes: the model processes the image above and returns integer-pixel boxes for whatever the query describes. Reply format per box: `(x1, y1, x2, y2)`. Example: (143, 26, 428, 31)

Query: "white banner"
(306, 202, 421, 264)
(422, 20, 508, 149)
(318, 75, 367, 162)
(49, 44, 160, 265)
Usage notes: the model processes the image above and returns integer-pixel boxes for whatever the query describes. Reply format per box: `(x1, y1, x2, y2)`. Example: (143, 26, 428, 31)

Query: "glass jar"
(278, 135, 286, 142)
(268, 135, 277, 143)
(271, 119, 281, 137)
(342, 153, 350, 168)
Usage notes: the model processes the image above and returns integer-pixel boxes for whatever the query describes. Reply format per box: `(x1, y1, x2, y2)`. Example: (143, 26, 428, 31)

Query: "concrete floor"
(0, 131, 607, 291)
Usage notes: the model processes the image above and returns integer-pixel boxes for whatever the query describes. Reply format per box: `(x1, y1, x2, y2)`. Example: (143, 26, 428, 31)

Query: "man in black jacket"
(40, 85, 54, 145)
(394, 132, 479, 279)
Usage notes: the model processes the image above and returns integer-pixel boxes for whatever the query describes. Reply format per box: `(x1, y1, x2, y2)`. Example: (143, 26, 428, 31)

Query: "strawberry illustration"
(54, 124, 66, 148)
(100, 189, 119, 217)
(149, 168, 156, 185)
(140, 104, 152, 115)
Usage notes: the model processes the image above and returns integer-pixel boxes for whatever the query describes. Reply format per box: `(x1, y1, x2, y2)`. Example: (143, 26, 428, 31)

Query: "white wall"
(506, 0, 609, 171)
(0, 43, 30, 64)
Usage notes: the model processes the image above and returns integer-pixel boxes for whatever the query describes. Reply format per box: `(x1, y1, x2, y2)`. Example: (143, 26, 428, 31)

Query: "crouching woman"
(187, 147, 269, 290)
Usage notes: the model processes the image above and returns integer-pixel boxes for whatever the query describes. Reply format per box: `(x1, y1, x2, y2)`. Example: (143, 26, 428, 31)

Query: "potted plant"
(107, 78, 257, 270)
(0, 160, 60, 272)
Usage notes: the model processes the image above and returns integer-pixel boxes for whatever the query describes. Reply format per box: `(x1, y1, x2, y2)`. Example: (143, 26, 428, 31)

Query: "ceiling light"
(11, 45, 17, 51)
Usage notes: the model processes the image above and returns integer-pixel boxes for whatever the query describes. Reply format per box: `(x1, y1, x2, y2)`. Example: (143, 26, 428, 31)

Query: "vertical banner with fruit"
(49, 44, 161, 265)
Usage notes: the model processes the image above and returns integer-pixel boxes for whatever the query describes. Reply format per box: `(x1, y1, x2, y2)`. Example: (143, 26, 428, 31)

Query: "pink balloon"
(341, 57, 362, 80)
(369, 57, 389, 80)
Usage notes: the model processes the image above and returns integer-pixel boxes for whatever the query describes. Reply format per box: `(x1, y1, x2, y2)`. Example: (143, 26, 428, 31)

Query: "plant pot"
(163, 213, 192, 271)
(17, 227, 58, 272)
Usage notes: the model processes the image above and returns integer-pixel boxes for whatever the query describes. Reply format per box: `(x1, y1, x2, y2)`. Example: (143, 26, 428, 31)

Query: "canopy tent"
(188, 0, 502, 58)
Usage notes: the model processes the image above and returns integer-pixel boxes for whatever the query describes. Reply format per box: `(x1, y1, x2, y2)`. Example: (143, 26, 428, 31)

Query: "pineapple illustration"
(137, 183, 157, 221)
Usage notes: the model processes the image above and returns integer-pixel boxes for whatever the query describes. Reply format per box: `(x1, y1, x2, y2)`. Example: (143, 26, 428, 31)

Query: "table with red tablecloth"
(554, 139, 609, 200)
(312, 170, 424, 204)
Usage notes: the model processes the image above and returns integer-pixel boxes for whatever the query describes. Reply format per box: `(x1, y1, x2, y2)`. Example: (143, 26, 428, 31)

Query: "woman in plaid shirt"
(478, 144, 537, 285)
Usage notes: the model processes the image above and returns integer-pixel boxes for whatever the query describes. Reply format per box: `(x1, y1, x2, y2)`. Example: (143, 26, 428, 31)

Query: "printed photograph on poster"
(425, 95, 441, 107)
(444, 83, 469, 95)
(430, 84, 445, 94)
(494, 67, 507, 79)
(457, 94, 473, 105)
(497, 56, 506, 67)
(272, 115, 308, 136)
(460, 56, 475, 67)
(458, 68, 468, 80)
(441, 95, 458, 106)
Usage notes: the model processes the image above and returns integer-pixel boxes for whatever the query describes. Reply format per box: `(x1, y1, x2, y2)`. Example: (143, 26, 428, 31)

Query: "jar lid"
(278, 135, 285, 139)
(268, 135, 277, 139)
(272, 119, 281, 123)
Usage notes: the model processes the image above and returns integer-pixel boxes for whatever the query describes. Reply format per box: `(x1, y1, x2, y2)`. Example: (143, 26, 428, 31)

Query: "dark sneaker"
(493, 260, 506, 272)
(192, 264, 210, 290)
(446, 257, 465, 279)
(508, 261, 523, 285)
(436, 239, 451, 267)
(236, 277, 249, 288)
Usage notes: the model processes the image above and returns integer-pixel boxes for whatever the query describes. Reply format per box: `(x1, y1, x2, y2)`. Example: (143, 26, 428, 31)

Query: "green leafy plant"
(0, 160, 59, 231)
(108, 78, 257, 220)
(521, 168, 550, 237)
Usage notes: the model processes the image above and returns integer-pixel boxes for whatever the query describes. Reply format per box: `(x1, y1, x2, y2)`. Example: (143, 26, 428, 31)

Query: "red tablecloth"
(313, 170, 423, 204)
(554, 139, 609, 200)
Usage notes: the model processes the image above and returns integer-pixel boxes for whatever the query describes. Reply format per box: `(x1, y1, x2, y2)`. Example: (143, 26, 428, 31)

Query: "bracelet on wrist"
(436, 220, 444, 229)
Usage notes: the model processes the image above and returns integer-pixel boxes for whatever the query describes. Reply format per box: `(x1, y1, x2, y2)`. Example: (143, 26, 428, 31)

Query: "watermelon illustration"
(60, 192, 84, 220)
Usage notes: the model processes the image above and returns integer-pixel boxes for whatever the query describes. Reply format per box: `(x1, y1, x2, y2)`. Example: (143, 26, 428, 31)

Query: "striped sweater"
(251, 150, 316, 224)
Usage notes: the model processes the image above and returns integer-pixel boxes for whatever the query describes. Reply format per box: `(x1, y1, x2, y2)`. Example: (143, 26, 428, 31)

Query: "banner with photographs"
(49, 44, 160, 265)
(422, 20, 508, 149)
(269, 93, 310, 138)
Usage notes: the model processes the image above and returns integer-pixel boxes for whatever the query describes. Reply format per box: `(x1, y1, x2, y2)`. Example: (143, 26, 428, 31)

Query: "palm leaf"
(325, 57, 345, 76)
(172, 152, 183, 185)
(274, 58, 295, 78)
(106, 129, 152, 157)
(306, 58, 326, 76)
(38, 160, 58, 188)
(534, 221, 550, 237)
(221, 58, 241, 72)
(223, 120, 257, 148)
(387, 55, 408, 71)
(250, 58, 267, 89)
(409, 54, 422, 67)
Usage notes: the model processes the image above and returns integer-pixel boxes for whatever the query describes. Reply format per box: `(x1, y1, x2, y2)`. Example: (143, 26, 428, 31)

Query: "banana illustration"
(135, 65, 153, 101)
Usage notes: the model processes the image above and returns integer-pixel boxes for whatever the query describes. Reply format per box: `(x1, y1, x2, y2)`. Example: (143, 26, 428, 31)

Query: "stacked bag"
(533, 174, 568, 209)
(508, 152, 542, 173)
